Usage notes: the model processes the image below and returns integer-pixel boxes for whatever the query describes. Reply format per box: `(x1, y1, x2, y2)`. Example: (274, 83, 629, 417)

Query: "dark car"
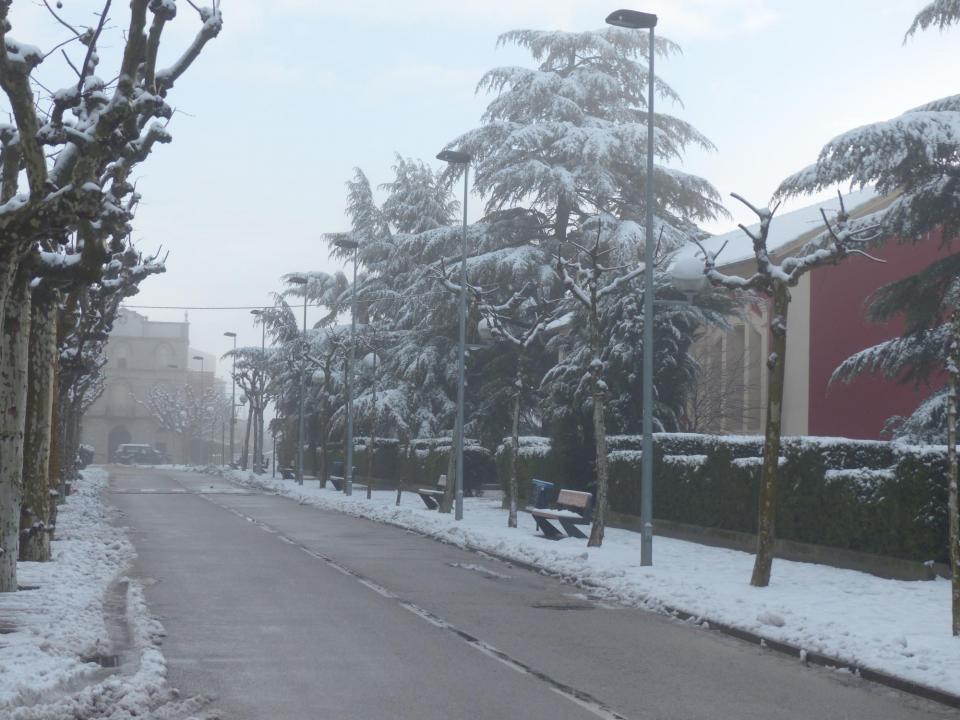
(115, 444, 165, 465)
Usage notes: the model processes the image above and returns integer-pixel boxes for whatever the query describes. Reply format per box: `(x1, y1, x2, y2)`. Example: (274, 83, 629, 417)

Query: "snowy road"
(107, 466, 953, 720)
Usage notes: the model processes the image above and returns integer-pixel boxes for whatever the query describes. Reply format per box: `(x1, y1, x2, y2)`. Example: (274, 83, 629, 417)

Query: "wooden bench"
(279, 467, 296, 480)
(531, 489, 593, 540)
(328, 475, 343, 491)
(416, 475, 447, 510)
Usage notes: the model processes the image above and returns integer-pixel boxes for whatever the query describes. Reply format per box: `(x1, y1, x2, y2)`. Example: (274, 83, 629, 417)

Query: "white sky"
(7, 0, 957, 377)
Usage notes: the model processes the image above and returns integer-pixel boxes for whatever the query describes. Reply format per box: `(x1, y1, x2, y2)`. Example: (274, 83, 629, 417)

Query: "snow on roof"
(672, 187, 878, 268)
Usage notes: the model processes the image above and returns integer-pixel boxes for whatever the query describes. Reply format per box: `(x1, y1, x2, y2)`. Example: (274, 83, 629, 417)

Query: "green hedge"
(495, 433, 952, 564)
(328, 437, 496, 496)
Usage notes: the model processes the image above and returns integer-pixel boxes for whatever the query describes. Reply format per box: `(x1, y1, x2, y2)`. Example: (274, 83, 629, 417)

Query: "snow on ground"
(0, 467, 211, 720)
(219, 467, 960, 699)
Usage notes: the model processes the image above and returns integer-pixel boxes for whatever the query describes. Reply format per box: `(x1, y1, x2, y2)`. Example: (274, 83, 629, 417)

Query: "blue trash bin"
(530, 479, 555, 509)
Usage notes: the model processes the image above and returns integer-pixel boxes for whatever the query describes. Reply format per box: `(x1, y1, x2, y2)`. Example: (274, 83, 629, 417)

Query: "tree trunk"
(751, 283, 790, 587)
(0, 272, 31, 591)
(439, 432, 456, 514)
(19, 292, 57, 562)
(587, 286, 609, 548)
(366, 365, 377, 500)
(947, 306, 959, 636)
(508, 364, 522, 528)
(47, 361, 61, 534)
(241, 403, 253, 470)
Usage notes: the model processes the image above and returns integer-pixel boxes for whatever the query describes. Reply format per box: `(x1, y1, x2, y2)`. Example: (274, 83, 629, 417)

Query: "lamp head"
(436, 149, 471, 164)
(605, 9, 658, 29)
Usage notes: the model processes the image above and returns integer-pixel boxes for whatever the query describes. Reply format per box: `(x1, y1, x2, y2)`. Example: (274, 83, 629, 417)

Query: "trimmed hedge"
(328, 437, 496, 496)
(495, 433, 952, 564)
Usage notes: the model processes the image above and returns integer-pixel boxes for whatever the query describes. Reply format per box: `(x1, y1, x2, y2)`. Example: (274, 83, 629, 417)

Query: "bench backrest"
(557, 489, 592, 511)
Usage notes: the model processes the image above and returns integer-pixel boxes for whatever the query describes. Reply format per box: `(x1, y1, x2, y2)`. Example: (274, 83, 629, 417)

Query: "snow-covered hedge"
(497, 433, 952, 564)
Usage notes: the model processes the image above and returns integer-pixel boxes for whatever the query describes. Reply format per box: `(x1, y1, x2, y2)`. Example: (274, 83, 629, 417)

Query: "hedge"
(496, 433, 952, 564)
(327, 437, 497, 496)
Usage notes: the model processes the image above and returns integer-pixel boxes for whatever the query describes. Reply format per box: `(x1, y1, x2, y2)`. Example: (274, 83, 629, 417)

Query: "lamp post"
(606, 8, 658, 565)
(436, 148, 471, 521)
(224, 331, 237, 466)
(192, 354, 205, 464)
(288, 276, 308, 485)
(250, 309, 268, 472)
(334, 237, 360, 496)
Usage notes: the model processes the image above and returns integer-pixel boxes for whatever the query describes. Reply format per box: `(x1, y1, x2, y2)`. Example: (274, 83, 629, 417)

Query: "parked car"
(115, 444, 165, 465)
(78, 444, 95, 469)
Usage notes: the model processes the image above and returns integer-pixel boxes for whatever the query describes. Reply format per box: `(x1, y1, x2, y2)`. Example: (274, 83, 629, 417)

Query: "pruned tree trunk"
(0, 273, 31, 591)
(48, 362, 61, 533)
(241, 404, 253, 470)
(508, 365, 522, 528)
(439, 432, 456, 514)
(588, 385, 609, 547)
(947, 306, 959, 636)
(19, 292, 57, 562)
(366, 364, 377, 500)
(751, 282, 790, 588)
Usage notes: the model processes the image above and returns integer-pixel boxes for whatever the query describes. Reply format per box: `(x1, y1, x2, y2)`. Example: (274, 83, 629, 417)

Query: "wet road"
(107, 466, 955, 720)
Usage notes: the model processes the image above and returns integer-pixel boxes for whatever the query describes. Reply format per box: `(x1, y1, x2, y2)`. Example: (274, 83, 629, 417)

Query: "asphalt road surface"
(107, 466, 956, 720)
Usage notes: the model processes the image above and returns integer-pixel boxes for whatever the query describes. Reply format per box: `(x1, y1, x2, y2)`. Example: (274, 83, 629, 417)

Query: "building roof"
(672, 187, 880, 268)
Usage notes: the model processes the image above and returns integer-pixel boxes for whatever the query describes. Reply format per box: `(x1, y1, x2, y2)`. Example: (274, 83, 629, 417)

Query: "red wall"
(807, 235, 948, 439)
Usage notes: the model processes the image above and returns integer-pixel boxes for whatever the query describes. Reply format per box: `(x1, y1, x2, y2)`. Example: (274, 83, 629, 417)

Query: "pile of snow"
(220, 467, 960, 698)
(0, 468, 210, 720)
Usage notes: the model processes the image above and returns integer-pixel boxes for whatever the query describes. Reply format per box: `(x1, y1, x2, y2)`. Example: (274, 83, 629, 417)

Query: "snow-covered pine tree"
(439, 26, 727, 540)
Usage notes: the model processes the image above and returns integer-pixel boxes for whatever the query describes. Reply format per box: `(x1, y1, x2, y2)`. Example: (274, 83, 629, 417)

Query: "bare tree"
(685, 330, 763, 434)
(139, 384, 228, 464)
(693, 191, 880, 586)
(557, 220, 645, 547)
(0, 0, 222, 591)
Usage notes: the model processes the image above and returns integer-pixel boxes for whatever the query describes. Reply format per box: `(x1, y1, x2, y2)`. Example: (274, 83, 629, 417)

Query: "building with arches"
(81, 308, 222, 463)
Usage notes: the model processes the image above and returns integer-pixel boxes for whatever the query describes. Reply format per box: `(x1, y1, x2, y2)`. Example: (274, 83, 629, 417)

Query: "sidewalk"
(217, 467, 960, 703)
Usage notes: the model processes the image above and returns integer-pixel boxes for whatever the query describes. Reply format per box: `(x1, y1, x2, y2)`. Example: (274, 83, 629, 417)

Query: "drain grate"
(82, 654, 121, 668)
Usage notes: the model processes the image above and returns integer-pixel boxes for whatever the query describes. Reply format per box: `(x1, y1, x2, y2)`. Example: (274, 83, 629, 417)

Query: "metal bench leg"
(559, 518, 588, 539)
(419, 494, 439, 510)
(534, 516, 564, 540)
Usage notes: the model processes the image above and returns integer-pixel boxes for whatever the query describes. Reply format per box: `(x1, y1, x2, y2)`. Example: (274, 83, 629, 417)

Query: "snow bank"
(221, 468, 960, 699)
(0, 468, 208, 719)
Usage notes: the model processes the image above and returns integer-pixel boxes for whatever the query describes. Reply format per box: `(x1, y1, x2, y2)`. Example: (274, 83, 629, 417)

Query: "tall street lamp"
(192, 354, 205, 464)
(224, 331, 237, 467)
(288, 276, 308, 485)
(606, 8, 658, 566)
(334, 237, 360, 496)
(250, 309, 268, 473)
(436, 148, 471, 521)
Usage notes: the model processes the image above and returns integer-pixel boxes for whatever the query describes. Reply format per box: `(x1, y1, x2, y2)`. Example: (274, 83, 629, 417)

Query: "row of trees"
(0, 1, 221, 593)
(256, 1, 958, 635)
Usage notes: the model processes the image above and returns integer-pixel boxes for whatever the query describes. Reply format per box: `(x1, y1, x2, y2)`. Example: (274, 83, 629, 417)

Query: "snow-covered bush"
(496, 432, 953, 563)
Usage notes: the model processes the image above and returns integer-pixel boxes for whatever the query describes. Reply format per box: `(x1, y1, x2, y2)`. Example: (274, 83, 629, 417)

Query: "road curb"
(219, 469, 960, 711)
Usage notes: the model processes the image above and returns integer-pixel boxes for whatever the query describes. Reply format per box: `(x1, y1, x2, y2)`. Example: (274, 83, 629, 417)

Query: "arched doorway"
(108, 425, 131, 462)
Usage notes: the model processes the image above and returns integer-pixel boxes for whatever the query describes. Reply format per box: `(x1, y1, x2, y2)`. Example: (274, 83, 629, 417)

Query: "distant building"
(676, 189, 949, 439)
(81, 308, 222, 463)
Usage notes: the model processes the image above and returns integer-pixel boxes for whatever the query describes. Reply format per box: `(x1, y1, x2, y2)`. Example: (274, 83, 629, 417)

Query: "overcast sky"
(11, 0, 957, 377)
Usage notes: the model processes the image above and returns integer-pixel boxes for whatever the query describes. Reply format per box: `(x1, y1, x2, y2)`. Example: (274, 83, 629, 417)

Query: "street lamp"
(250, 309, 268, 473)
(436, 147, 471, 521)
(334, 237, 360, 496)
(224, 331, 237, 467)
(606, 8, 658, 566)
(192, 355, 205, 464)
(288, 275, 308, 485)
